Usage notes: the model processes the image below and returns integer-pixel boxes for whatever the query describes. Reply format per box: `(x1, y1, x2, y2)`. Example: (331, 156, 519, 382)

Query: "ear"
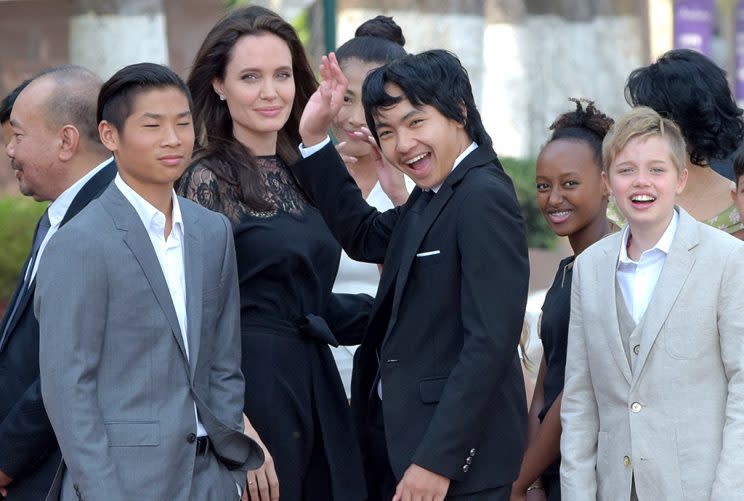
(676, 167, 689, 195)
(98, 120, 119, 153)
(601, 170, 612, 196)
(58, 125, 80, 161)
(458, 103, 467, 128)
(212, 78, 225, 101)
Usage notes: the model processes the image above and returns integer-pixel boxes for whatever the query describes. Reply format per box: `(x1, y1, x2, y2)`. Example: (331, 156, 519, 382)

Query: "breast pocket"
(414, 250, 442, 268)
(662, 304, 717, 360)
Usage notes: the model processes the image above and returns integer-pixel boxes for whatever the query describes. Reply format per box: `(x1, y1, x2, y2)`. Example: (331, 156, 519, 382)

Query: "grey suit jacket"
(35, 184, 263, 501)
(560, 208, 744, 500)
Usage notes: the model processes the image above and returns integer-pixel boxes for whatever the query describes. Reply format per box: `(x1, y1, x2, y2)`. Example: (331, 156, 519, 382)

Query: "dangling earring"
(219, 94, 225, 101)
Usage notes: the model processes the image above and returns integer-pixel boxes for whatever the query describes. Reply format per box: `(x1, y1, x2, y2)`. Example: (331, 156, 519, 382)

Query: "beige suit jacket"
(560, 208, 744, 500)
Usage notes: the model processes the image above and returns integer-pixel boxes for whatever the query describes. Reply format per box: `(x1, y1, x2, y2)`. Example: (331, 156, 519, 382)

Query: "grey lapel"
(632, 209, 697, 386)
(102, 186, 191, 370)
(600, 236, 633, 385)
(181, 199, 203, 382)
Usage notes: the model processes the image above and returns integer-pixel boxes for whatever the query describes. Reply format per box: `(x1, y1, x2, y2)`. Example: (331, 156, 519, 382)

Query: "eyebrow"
(142, 111, 191, 119)
(239, 65, 293, 73)
(374, 107, 422, 129)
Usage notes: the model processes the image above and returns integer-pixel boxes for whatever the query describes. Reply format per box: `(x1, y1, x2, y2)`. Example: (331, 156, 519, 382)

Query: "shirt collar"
(114, 174, 183, 239)
(431, 141, 478, 193)
(47, 157, 113, 228)
(618, 208, 679, 265)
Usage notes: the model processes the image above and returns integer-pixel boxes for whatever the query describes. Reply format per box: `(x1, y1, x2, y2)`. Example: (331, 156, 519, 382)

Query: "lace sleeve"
(178, 163, 243, 226)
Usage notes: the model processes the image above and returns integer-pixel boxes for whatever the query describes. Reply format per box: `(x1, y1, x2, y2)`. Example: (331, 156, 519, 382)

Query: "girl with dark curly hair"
(611, 49, 744, 238)
(511, 99, 614, 501)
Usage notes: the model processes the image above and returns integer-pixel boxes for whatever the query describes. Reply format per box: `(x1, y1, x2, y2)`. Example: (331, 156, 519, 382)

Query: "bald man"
(0, 65, 116, 500)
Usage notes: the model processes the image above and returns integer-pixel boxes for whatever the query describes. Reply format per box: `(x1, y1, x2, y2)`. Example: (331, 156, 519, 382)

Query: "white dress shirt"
(114, 175, 207, 437)
(27, 158, 112, 285)
(616, 210, 679, 324)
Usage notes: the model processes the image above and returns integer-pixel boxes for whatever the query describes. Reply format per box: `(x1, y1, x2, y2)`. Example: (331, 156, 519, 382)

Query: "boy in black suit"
(292, 50, 529, 500)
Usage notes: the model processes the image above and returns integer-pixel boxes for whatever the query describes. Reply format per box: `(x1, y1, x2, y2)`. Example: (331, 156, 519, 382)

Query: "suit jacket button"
(623, 456, 631, 467)
(187, 432, 197, 443)
(466, 457, 472, 465)
(462, 464, 470, 473)
(469, 448, 476, 457)
(630, 402, 642, 413)
(633, 345, 640, 355)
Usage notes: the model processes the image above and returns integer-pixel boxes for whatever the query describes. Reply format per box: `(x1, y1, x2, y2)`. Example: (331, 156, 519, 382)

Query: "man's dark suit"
(291, 143, 529, 497)
(0, 160, 116, 499)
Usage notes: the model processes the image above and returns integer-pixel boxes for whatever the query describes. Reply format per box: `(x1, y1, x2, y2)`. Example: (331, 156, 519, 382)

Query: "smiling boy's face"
(373, 83, 472, 190)
(101, 86, 194, 193)
(604, 134, 687, 235)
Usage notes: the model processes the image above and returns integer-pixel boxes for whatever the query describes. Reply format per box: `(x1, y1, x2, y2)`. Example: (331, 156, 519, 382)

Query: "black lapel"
(379, 146, 497, 347)
(60, 159, 117, 227)
(0, 160, 118, 348)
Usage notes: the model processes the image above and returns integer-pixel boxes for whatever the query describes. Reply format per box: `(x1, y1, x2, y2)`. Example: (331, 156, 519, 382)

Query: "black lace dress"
(179, 156, 370, 501)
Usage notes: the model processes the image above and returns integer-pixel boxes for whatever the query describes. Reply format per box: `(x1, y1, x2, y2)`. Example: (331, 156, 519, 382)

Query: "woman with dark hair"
(611, 48, 744, 238)
(177, 6, 369, 501)
(510, 99, 614, 501)
(329, 15, 413, 398)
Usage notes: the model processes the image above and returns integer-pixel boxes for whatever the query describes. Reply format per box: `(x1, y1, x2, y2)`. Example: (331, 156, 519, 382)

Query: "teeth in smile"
(406, 153, 427, 165)
(632, 195, 655, 202)
(550, 211, 571, 217)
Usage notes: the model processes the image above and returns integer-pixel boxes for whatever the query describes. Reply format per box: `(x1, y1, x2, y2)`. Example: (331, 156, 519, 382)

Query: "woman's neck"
(233, 126, 278, 157)
(568, 212, 611, 256)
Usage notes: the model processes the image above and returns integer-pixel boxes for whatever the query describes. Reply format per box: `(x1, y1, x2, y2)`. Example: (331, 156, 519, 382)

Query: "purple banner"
(674, 0, 715, 56)
(737, 1, 744, 100)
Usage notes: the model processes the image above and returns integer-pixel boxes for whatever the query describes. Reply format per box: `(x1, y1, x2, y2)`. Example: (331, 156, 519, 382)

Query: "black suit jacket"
(0, 160, 116, 499)
(291, 143, 528, 495)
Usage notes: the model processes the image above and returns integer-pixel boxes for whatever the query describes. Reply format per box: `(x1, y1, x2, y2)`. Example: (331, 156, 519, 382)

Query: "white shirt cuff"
(299, 136, 331, 158)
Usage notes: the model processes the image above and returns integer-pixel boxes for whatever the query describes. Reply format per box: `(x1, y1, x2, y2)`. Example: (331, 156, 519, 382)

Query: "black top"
(180, 156, 340, 321)
(538, 255, 574, 422)
(178, 155, 369, 500)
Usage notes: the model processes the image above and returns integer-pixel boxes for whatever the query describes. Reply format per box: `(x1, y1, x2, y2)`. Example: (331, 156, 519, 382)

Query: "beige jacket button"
(623, 456, 631, 467)
(630, 402, 642, 412)
(633, 345, 640, 355)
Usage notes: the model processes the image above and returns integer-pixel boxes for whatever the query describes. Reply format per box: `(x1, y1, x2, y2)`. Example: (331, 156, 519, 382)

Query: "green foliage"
(0, 197, 47, 301)
(500, 157, 556, 249)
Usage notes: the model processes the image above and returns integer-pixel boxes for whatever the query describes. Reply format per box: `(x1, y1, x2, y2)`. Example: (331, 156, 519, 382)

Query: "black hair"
(362, 49, 491, 147)
(335, 15, 406, 67)
(98, 62, 192, 131)
(0, 79, 31, 124)
(184, 5, 316, 213)
(547, 98, 614, 167)
(625, 48, 744, 166)
(734, 146, 744, 186)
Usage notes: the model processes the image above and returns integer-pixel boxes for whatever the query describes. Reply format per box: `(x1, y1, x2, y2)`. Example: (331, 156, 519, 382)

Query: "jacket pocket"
(104, 421, 160, 447)
(418, 376, 449, 403)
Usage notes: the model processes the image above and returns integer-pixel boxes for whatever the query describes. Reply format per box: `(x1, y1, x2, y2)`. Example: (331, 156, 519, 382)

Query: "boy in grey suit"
(34, 63, 263, 501)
